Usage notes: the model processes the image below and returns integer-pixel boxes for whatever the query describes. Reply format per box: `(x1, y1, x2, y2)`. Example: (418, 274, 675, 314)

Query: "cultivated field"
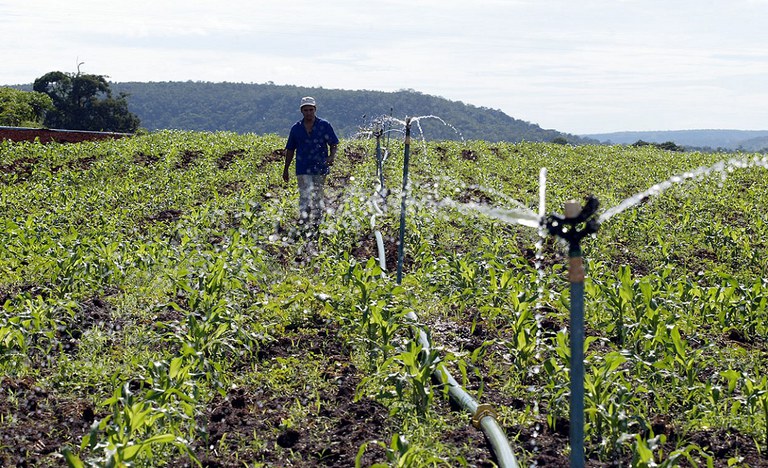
(1, 130, 767, 467)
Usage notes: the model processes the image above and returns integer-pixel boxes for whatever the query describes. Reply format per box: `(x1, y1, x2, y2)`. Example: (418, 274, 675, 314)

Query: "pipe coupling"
(569, 256, 586, 282)
(472, 403, 498, 428)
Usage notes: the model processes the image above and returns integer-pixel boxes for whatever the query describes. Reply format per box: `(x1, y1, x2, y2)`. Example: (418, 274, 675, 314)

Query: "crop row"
(1, 131, 767, 466)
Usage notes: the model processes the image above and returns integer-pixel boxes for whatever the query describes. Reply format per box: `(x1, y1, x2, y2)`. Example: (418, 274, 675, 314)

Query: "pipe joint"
(404, 117, 412, 145)
(472, 403, 498, 428)
(544, 195, 600, 250)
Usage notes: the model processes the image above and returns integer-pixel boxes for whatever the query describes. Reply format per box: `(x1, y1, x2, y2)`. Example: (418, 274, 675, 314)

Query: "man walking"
(283, 96, 339, 231)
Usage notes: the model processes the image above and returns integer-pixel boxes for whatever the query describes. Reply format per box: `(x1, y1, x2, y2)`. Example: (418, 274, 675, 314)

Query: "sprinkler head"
(544, 195, 600, 247)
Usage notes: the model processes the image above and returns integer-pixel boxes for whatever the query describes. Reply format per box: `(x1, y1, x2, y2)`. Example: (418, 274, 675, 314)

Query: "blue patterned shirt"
(285, 117, 339, 175)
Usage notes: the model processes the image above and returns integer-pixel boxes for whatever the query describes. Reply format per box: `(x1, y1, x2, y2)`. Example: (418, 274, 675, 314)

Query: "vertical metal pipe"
(396, 118, 411, 284)
(563, 201, 585, 468)
(545, 197, 599, 468)
(569, 247, 585, 468)
(375, 127, 384, 194)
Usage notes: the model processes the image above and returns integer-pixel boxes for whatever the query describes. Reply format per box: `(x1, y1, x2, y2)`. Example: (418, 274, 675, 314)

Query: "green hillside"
(585, 129, 768, 151)
(110, 81, 593, 143)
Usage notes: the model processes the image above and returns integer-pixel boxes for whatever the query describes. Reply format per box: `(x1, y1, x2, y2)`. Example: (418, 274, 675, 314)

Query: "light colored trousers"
(297, 174, 326, 224)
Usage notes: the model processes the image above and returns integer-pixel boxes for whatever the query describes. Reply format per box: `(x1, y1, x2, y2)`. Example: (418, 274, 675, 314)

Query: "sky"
(2, 0, 767, 135)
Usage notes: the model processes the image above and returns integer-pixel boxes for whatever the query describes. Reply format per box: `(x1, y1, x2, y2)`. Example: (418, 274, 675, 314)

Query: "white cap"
(300, 96, 316, 109)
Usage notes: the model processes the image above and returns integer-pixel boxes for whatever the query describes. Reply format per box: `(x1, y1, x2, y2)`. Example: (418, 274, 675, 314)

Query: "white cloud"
(2, 0, 767, 132)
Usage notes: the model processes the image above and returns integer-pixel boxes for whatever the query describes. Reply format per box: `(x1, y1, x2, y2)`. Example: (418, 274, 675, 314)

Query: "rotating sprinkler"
(544, 195, 600, 468)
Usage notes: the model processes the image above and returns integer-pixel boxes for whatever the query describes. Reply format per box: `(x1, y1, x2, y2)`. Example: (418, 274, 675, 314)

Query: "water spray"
(544, 195, 600, 468)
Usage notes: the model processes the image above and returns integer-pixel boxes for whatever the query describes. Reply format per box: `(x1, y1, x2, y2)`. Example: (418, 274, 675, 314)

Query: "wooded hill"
(585, 129, 768, 152)
(109, 81, 593, 143)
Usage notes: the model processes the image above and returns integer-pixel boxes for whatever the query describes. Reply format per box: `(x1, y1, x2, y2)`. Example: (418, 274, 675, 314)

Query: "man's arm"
(328, 144, 338, 166)
(283, 148, 295, 182)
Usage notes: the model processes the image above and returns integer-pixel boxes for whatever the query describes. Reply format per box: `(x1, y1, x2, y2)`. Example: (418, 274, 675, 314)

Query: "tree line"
(4, 74, 595, 143)
(1, 71, 139, 132)
(111, 81, 592, 143)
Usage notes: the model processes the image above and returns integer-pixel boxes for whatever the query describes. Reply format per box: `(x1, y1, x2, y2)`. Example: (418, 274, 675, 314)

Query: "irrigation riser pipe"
(375, 126, 385, 194)
(567, 245, 586, 468)
(545, 196, 600, 468)
(395, 118, 412, 285)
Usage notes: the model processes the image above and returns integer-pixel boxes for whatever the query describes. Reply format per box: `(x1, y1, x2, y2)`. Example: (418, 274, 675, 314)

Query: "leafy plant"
(70, 383, 191, 467)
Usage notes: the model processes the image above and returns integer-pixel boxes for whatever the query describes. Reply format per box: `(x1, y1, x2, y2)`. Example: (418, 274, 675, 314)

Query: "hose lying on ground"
(375, 229, 520, 468)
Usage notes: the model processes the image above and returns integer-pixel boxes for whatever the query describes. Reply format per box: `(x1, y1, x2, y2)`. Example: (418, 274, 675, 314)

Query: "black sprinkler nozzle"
(544, 195, 600, 247)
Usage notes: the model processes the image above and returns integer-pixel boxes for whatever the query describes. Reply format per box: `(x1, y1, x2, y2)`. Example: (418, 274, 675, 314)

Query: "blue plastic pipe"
(565, 201, 586, 468)
(569, 245, 586, 468)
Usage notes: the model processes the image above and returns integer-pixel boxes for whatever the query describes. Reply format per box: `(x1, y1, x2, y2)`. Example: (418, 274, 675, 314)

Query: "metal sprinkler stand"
(374, 123, 385, 195)
(396, 117, 412, 285)
(544, 195, 600, 468)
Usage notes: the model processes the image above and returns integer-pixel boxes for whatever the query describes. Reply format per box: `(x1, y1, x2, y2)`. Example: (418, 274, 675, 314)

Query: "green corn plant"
(500, 304, 540, 374)
(631, 433, 662, 468)
(0, 318, 26, 367)
(342, 258, 404, 368)
(542, 328, 600, 435)
(366, 299, 406, 362)
(386, 340, 442, 417)
(630, 434, 715, 468)
(596, 264, 636, 347)
(541, 338, 570, 433)
(743, 375, 768, 449)
(160, 258, 261, 389)
(141, 357, 200, 420)
(707, 275, 768, 340)
(452, 338, 493, 398)
(584, 352, 635, 452)
(710, 369, 743, 421)
(447, 253, 479, 298)
(357, 433, 448, 468)
(485, 263, 529, 308)
(669, 326, 698, 387)
(0, 295, 60, 368)
(71, 382, 189, 467)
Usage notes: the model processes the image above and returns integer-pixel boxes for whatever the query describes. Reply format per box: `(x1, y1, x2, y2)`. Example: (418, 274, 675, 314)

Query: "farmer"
(283, 96, 339, 231)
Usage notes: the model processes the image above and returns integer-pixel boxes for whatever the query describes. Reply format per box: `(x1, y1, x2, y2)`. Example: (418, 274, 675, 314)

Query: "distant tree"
(656, 141, 685, 152)
(552, 137, 568, 145)
(33, 71, 140, 132)
(0, 87, 54, 127)
(631, 139, 685, 152)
